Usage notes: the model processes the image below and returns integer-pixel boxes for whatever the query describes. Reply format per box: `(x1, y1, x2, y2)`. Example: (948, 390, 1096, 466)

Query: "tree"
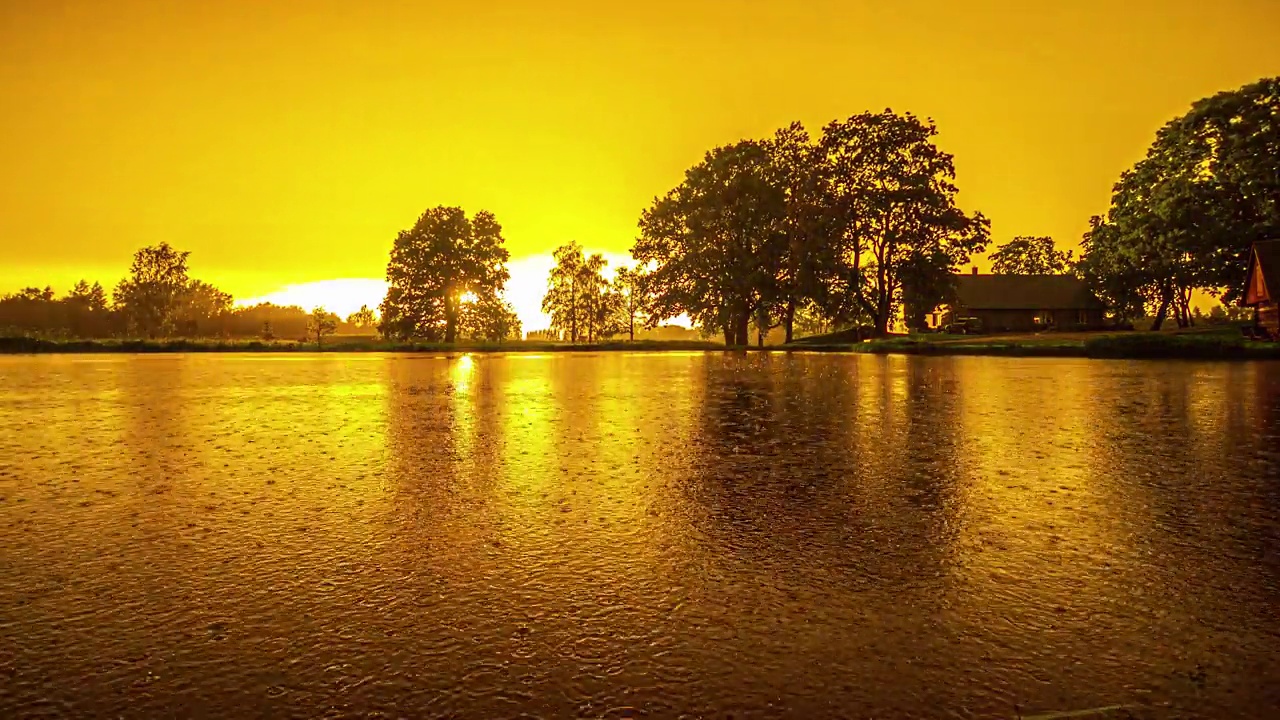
(460, 293, 522, 342)
(63, 280, 114, 338)
(229, 303, 309, 340)
(818, 111, 989, 336)
(766, 122, 831, 343)
(633, 140, 788, 345)
(990, 236, 1073, 275)
(113, 243, 191, 338)
(379, 207, 511, 342)
(542, 243, 614, 342)
(579, 253, 612, 342)
(900, 246, 963, 332)
(610, 266, 645, 341)
(543, 242, 586, 342)
(0, 286, 60, 337)
(307, 307, 337, 347)
(66, 280, 108, 311)
(1078, 77, 1280, 329)
(177, 280, 233, 336)
(347, 305, 376, 329)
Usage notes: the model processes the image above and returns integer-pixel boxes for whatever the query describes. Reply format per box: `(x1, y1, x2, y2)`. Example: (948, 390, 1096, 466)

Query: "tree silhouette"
(610, 267, 645, 341)
(460, 293, 521, 341)
(66, 280, 108, 311)
(543, 242, 585, 342)
(579, 253, 612, 342)
(990, 236, 1073, 275)
(819, 111, 989, 336)
(767, 122, 831, 342)
(542, 242, 613, 342)
(113, 243, 191, 338)
(346, 305, 376, 329)
(380, 206, 511, 342)
(633, 140, 787, 345)
(177, 280, 233, 337)
(63, 280, 112, 337)
(307, 307, 337, 347)
(1078, 76, 1280, 329)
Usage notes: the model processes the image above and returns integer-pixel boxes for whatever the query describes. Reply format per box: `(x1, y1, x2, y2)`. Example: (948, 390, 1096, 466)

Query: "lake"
(1, 353, 1278, 719)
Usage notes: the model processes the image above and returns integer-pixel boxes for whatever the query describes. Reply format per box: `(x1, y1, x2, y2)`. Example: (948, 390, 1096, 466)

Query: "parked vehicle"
(943, 317, 984, 335)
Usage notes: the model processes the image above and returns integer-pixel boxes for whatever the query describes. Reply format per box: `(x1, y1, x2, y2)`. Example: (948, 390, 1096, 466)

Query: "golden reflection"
(452, 353, 475, 391)
(449, 353, 478, 476)
(949, 358, 1129, 606)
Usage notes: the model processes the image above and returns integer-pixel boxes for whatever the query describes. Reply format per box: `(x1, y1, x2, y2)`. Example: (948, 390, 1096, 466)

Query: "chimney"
(971, 266, 979, 275)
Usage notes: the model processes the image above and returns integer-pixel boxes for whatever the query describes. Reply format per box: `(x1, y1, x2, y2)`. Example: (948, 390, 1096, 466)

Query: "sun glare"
(236, 279, 387, 320)
(236, 251, 647, 334)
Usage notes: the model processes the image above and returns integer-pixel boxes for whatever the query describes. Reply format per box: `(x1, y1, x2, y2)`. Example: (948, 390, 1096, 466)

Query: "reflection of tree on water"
(680, 353, 964, 591)
(383, 354, 505, 547)
(662, 353, 978, 713)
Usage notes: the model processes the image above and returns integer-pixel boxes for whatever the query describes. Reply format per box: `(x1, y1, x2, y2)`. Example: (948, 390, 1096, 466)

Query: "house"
(1242, 240, 1280, 335)
(945, 269, 1108, 332)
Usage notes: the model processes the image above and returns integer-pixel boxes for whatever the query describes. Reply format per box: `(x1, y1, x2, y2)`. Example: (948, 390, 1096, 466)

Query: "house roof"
(954, 274, 1107, 311)
(1245, 240, 1280, 305)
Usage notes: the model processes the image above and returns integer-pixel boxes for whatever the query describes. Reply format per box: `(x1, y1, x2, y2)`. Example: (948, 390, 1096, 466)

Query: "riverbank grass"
(835, 327, 1280, 360)
(5, 326, 1280, 360)
(0, 336, 725, 354)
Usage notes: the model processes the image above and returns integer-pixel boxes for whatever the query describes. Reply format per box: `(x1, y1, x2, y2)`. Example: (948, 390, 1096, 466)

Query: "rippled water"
(1, 352, 1279, 719)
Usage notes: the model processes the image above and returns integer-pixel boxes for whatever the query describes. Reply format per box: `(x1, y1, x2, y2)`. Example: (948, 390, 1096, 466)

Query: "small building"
(1242, 240, 1280, 335)
(946, 270, 1108, 332)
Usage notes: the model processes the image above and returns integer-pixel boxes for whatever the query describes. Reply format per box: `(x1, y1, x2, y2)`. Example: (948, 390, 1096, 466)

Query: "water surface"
(1, 353, 1278, 718)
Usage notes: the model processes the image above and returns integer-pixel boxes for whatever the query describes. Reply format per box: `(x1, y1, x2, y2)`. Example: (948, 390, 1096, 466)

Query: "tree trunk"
(784, 298, 795, 343)
(1150, 293, 1171, 331)
(734, 310, 750, 347)
(444, 296, 458, 344)
(874, 303, 890, 338)
(722, 320, 732, 346)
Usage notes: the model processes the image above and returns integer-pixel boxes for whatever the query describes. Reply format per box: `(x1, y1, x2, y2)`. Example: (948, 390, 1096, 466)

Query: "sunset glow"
(236, 279, 387, 321)
(4, 2, 1280, 717)
(234, 251, 638, 331)
(4, 1, 1279, 314)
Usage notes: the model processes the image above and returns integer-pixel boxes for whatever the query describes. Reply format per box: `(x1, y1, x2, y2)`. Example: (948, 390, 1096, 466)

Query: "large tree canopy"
(989, 236, 1073, 275)
(1079, 76, 1280, 328)
(628, 113, 987, 341)
(633, 140, 787, 345)
(113, 243, 192, 338)
(818, 111, 989, 335)
(379, 206, 511, 342)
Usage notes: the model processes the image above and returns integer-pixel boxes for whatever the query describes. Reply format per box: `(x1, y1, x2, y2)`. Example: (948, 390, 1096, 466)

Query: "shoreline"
(4, 331, 1280, 360)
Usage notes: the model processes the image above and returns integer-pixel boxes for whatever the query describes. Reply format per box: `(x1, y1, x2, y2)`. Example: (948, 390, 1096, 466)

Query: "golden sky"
(2, 0, 1279, 326)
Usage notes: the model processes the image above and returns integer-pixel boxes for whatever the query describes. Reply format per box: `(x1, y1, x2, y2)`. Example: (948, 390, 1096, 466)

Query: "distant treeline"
(0, 244, 373, 341)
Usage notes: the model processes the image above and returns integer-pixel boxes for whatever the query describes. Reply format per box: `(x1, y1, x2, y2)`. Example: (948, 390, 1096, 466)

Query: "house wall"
(1247, 256, 1270, 304)
(1051, 309, 1106, 329)
(1260, 302, 1279, 335)
(951, 307, 1106, 332)
(970, 309, 1037, 332)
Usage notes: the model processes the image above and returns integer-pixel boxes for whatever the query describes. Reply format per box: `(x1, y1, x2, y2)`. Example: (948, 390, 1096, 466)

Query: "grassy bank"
(822, 328, 1280, 360)
(0, 336, 726, 355)
(5, 329, 1280, 360)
